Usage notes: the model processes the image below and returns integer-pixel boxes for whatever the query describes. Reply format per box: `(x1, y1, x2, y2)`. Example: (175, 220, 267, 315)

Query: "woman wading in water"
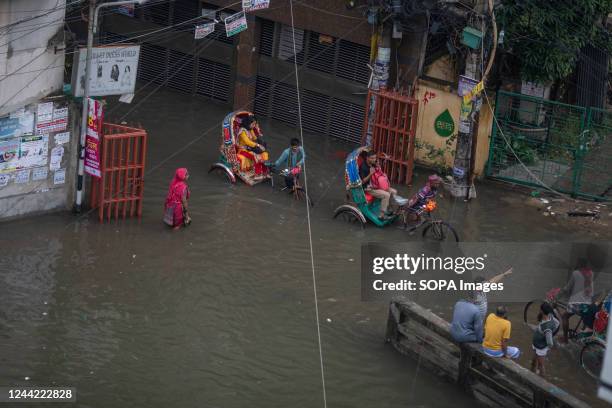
(163, 168, 191, 230)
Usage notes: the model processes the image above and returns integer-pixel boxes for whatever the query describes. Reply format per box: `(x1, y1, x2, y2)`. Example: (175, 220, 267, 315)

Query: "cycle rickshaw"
(209, 111, 272, 186)
(333, 146, 459, 242)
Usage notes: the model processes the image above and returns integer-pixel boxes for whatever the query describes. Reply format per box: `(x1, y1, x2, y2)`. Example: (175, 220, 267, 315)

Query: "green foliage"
(415, 133, 457, 175)
(498, 0, 612, 82)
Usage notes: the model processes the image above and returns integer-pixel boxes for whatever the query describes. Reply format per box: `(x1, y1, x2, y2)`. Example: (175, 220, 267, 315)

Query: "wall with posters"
(0, 97, 78, 220)
(0, 0, 66, 117)
(414, 79, 493, 177)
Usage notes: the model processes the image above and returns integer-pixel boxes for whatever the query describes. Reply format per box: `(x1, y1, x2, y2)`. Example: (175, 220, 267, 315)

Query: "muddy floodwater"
(1, 89, 609, 407)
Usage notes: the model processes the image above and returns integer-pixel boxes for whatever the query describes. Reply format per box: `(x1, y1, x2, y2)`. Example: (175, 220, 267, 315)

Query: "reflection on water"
(0, 89, 608, 407)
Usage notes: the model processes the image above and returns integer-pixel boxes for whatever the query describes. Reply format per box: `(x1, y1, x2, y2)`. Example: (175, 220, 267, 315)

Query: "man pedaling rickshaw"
(406, 174, 443, 222)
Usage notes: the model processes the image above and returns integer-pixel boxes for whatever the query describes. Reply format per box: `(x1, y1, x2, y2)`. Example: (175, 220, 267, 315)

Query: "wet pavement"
(1, 87, 610, 407)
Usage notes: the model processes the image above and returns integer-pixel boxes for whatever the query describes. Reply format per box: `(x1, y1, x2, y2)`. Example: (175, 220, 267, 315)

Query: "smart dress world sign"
(72, 45, 140, 97)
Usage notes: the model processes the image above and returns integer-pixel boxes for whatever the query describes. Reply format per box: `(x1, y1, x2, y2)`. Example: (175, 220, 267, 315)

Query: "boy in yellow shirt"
(482, 306, 521, 359)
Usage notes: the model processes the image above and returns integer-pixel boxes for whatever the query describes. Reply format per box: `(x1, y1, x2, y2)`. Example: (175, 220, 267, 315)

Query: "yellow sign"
(462, 81, 484, 103)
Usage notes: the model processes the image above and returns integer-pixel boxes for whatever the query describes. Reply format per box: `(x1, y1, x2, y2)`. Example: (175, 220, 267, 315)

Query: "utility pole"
(74, 0, 146, 212)
(75, 0, 95, 213)
(450, 0, 497, 200)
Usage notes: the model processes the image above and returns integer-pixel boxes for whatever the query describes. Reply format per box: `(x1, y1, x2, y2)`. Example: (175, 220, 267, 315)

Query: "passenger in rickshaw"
(358, 150, 397, 220)
(272, 138, 305, 190)
(237, 115, 269, 177)
(406, 174, 442, 222)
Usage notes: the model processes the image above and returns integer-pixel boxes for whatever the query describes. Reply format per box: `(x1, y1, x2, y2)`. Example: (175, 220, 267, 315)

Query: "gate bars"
(90, 123, 147, 222)
(486, 91, 612, 200)
(362, 90, 419, 185)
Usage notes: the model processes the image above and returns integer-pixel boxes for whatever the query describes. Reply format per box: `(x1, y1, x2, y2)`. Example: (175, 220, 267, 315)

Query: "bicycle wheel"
(295, 187, 313, 207)
(422, 221, 459, 242)
(523, 301, 562, 335)
(580, 340, 606, 379)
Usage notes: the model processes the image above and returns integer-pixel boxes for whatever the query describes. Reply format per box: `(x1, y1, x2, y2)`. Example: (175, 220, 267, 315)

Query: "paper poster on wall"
(521, 81, 545, 98)
(19, 111, 35, 136)
(50, 155, 61, 171)
(36, 106, 68, 134)
(0, 174, 9, 187)
(224, 11, 247, 37)
(32, 167, 48, 181)
(10, 108, 24, 119)
(0, 116, 20, 140)
(53, 169, 66, 185)
(36, 102, 53, 123)
(19, 135, 48, 168)
(51, 145, 64, 158)
(15, 169, 30, 184)
(55, 132, 70, 145)
(0, 139, 20, 172)
(72, 45, 140, 97)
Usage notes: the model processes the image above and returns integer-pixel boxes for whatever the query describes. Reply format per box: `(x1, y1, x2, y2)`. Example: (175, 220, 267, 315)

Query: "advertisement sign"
(458, 75, 479, 97)
(434, 109, 455, 138)
(224, 11, 247, 37)
(0, 139, 20, 172)
(245, 0, 270, 11)
(0, 117, 20, 140)
(195, 23, 215, 39)
(242, 0, 252, 8)
(84, 99, 103, 178)
(19, 135, 48, 168)
(116, 4, 134, 17)
(72, 45, 140, 97)
(521, 81, 545, 98)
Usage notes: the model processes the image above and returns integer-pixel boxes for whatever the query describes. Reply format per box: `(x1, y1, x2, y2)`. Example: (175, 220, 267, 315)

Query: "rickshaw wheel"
(422, 221, 459, 242)
(295, 187, 314, 207)
(333, 205, 366, 228)
(209, 163, 236, 184)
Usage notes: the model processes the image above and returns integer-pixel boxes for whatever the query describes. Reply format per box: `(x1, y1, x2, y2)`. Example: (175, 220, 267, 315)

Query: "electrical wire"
(287, 1, 327, 408)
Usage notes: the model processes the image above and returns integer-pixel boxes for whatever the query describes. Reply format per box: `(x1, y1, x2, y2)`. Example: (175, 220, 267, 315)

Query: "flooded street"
(0, 88, 609, 407)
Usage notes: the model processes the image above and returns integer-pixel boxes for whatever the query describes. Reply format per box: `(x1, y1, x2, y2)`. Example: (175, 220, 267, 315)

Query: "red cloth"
(165, 168, 189, 226)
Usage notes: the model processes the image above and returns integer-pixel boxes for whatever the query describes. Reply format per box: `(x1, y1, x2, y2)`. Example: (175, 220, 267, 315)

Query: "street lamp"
(75, 0, 148, 212)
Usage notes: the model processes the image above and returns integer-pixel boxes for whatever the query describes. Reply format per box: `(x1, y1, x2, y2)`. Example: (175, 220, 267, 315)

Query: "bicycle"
(394, 197, 460, 242)
(271, 167, 313, 207)
(523, 289, 607, 379)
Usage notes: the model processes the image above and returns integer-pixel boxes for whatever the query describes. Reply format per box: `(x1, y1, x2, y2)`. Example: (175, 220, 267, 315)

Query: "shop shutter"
(145, 1, 170, 26)
(337, 40, 370, 84)
(328, 98, 364, 144)
(270, 81, 298, 126)
(99, 31, 127, 45)
(254, 76, 272, 117)
(196, 58, 231, 102)
(277, 24, 304, 64)
(259, 19, 275, 57)
(138, 43, 168, 85)
(171, 0, 199, 32)
(306, 31, 336, 74)
(166, 50, 194, 94)
(301, 89, 330, 135)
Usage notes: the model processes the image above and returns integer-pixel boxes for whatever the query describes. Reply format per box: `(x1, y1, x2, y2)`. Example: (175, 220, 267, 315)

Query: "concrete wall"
(413, 78, 492, 177)
(0, 0, 66, 117)
(0, 97, 78, 221)
(0, 0, 74, 222)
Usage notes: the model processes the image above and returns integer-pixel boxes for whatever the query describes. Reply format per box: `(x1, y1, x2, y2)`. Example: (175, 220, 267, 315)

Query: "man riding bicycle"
(405, 174, 442, 223)
(560, 258, 595, 343)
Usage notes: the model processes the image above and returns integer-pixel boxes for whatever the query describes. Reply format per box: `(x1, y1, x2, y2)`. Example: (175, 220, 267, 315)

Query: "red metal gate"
(90, 123, 147, 222)
(362, 90, 418, 185)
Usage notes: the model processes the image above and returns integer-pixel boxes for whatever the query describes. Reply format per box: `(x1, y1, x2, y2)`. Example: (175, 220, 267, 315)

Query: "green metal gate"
(486, 91, 612, 201)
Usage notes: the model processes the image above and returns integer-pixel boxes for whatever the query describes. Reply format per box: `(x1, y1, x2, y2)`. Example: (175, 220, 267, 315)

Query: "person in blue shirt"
(450, 291, 484, 344)
(272, 138, 306, 190)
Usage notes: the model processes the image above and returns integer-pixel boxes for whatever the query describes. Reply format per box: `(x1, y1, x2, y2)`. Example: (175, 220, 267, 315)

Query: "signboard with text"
(72, 45, 140, 97)
(224, 11, 247, 37)
(84, 99, 103, 178)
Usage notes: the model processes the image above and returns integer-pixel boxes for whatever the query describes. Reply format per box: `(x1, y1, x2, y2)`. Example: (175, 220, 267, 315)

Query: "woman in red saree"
(163, 168, 191, 229)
